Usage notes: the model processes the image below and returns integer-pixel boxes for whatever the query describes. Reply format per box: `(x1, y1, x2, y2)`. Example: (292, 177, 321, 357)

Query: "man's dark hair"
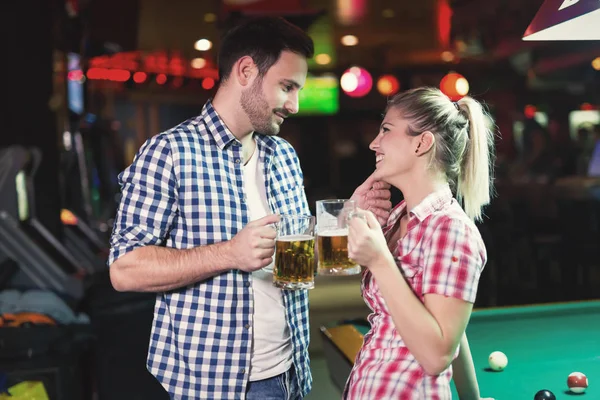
(218, 16, 314, 83)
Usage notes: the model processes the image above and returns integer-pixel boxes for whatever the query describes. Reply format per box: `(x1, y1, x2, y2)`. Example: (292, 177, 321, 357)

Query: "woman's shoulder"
(423, 204, 486, 250)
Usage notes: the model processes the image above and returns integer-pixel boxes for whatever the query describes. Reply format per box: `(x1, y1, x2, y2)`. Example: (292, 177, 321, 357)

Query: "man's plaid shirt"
(108, 100, 312, 399)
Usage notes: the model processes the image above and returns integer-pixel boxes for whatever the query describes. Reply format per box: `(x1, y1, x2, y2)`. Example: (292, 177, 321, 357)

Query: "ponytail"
(456, 97, 495, 222)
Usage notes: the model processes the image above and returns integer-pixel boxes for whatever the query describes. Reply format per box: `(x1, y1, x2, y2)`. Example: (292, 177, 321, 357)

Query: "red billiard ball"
(567, 371, 588, 394)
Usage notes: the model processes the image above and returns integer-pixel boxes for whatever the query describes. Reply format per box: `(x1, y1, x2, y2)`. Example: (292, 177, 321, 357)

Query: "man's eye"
(282, 85, 293, 92)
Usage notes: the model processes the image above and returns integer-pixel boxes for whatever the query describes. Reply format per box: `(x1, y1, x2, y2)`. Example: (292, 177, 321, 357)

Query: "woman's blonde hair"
(386, 87, 496, 221)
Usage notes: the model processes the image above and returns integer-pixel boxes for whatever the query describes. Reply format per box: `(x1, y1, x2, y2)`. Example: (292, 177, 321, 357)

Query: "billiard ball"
(567, 371, 588, 393)
(534, 389, 556, 400)
(488, 351, 508, 371)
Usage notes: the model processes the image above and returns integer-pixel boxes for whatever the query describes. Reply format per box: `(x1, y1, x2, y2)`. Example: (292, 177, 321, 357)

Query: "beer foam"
(277, 234, 314, 241)
(317, 228, 348, 237)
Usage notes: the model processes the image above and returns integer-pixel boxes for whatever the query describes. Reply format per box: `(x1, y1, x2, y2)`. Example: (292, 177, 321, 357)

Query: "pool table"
(320, 301, 600, 399)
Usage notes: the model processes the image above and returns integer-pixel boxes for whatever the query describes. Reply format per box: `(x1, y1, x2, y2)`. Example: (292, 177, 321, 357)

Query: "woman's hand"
(347, 208, 394, 269)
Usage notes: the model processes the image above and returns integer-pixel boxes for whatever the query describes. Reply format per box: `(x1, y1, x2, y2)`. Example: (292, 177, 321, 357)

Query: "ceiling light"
(195, 39, 212, 51)
(341, 35, 358, 46)
(441, 51, 455, 62)
(455, 77, 469, 96)
(315, 54, 331, 65)
(191, 58, 207, 69)
(340, 72, 358, 92)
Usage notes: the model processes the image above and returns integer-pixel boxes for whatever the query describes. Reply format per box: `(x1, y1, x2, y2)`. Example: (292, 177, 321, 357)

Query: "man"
(108, 16, 391, 400)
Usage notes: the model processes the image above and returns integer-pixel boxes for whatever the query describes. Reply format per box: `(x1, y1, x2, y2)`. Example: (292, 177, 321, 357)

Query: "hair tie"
(453, 101, 460, 111)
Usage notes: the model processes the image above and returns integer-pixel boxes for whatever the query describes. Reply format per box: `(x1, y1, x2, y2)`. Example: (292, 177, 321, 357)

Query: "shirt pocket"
(270, 182, 307, 216)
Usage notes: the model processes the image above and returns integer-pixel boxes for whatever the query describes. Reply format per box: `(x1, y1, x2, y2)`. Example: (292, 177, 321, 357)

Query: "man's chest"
(172, 150, 305, 233)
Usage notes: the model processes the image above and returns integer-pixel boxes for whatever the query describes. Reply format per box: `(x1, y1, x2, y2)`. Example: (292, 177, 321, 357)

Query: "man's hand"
(228, 214, 280, 272)
(350, 172, 392, 226)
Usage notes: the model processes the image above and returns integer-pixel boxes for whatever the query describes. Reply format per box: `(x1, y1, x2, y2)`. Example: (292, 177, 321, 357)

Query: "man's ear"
(415, 131, 435, 156)
(233, 56, 256, 87)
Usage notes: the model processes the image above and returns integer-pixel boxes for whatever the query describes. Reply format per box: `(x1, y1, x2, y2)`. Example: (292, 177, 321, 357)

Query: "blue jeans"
(245, 367, 296, 400)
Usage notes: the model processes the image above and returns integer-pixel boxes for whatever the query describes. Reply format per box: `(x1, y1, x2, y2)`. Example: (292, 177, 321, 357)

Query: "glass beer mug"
(273, 215, 316, 290)
(316, 199, 360, 276)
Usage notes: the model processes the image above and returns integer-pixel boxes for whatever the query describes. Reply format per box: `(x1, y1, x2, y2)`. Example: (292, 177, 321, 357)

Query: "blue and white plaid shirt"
(108, 100, 312, 399)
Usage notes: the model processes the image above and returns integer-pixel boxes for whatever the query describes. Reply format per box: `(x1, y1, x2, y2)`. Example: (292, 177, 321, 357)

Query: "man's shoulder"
(141, 116, 209, 156)
(267, 136, 297, 157)
(159, 116, 206, 143)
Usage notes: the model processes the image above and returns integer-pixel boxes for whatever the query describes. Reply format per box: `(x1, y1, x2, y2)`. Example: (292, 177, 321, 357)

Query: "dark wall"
(0, 1, 62, 236)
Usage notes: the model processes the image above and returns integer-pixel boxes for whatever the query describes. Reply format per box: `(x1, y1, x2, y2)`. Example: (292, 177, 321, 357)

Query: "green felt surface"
(353, 301, 600, 399)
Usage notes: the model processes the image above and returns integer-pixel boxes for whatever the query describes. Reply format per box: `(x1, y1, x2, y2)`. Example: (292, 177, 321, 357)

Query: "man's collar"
(201, 99, 278, 153)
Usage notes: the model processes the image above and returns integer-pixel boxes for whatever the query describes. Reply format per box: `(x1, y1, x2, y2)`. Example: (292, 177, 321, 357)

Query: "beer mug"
(316, 199, 360, 276)
(273, 215, 316, 290)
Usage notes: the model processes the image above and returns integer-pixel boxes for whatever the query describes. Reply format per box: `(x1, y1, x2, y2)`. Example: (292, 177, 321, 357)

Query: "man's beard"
(240, 78, 284, 136)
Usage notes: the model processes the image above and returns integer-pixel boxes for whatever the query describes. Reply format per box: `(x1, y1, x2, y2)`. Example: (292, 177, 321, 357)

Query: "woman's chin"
(372, 169, 385, 182)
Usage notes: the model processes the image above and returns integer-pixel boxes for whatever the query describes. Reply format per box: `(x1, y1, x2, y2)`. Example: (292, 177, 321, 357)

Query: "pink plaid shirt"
(344, 187, 487, 400)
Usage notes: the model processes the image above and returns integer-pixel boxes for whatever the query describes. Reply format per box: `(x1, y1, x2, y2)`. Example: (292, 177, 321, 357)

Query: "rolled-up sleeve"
(108, 135, 177, 266)
(421, 217, 485, 303)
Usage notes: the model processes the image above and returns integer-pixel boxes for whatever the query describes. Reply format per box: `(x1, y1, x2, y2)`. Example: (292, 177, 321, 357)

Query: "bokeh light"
(191, 58, 207, 69)
(194, 39, 212, 51)
(133, 72, 147, 83)
(341, 67, 372, 98)
(524, 104, 537, 119)
(340, 35, 359, 46)
(202, 77, 215, 90)
(440, 72, 469, 101)
(315, 54, 332, 65)
(376, 75, 400, 96)
(156, 74, 167, 85)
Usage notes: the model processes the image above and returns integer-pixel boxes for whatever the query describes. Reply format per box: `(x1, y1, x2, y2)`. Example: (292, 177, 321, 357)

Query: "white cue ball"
(488, 351, 508, 371)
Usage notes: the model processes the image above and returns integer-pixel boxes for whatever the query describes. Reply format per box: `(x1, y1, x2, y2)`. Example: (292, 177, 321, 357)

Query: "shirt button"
(235, 158, 241, 164)
(241, 368, 246, 374)
(245, 281, 250, 287)
(244, 323, 250, 330)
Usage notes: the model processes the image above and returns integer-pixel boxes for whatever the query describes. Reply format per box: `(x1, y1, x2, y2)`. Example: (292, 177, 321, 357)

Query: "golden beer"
(273, 235, 315, 290)
(317, 229, 360, 275)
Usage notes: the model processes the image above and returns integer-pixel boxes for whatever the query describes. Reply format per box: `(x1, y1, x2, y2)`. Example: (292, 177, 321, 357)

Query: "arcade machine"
(60, 208, 109, 274)
(0, 145, 94, 400)
(60, 52, 167, 399)
(0, 146, 86, 302)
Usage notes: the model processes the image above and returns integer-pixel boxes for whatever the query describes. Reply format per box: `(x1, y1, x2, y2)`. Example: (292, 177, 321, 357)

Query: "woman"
(344, 87, 495, 399)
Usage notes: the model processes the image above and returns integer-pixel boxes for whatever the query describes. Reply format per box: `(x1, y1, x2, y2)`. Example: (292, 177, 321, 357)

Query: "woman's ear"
(415, 131, 435, 156)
